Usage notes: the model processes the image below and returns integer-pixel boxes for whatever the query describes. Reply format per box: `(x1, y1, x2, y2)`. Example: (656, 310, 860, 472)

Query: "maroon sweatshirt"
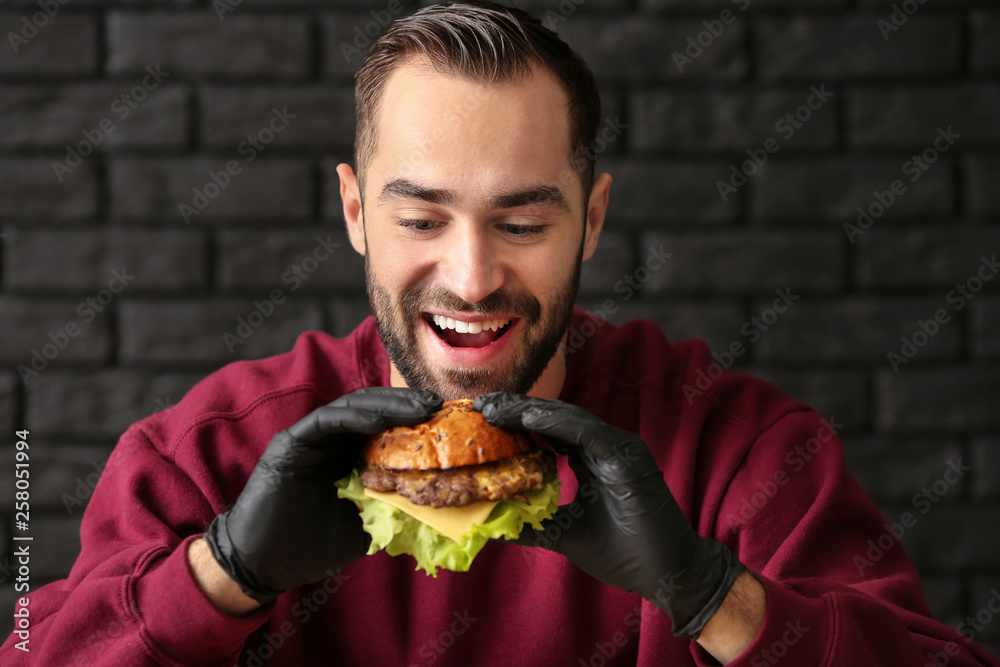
(3, 310, 997, 667)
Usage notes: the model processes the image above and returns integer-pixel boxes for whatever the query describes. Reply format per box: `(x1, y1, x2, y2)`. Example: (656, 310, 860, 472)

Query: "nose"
(437, 222, 504, 305)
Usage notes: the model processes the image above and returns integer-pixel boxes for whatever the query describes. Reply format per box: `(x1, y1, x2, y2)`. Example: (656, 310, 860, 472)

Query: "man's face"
(349, 58, 599, 400)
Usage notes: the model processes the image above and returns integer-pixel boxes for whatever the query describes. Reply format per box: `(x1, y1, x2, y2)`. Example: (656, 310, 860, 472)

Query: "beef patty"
(359, 449, 557, 508)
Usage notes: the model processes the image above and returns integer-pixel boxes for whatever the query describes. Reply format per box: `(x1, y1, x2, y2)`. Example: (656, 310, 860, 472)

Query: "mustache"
(401, 284, 541, 322)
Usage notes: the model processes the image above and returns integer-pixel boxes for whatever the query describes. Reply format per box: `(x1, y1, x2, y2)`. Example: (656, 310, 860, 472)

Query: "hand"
(204, 387, 443, 604)
(474, 393, 745, 639)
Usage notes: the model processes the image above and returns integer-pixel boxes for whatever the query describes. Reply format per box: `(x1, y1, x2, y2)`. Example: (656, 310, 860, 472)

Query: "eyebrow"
(377, 178, 571, 214)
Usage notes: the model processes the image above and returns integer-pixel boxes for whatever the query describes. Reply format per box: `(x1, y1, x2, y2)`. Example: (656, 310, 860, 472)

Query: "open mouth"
(424, 313, 516, 349)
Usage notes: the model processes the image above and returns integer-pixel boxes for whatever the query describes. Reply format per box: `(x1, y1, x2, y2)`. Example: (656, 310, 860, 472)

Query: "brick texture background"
(0, 0, 998, 656)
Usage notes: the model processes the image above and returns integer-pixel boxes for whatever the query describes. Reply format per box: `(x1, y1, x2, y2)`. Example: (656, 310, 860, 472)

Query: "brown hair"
(353, 0, 601, 211)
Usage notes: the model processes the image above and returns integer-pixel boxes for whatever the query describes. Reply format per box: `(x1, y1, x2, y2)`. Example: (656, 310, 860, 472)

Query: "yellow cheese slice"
(364, 488, 499, 543)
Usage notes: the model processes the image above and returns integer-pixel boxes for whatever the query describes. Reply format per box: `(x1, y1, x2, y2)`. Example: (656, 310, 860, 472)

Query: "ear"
(337, 162, 366, 256)
(581, 172, 612, 262)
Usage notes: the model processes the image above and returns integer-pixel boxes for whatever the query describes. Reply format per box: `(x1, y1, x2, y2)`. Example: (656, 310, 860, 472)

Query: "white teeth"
(430, 315, 511, 333)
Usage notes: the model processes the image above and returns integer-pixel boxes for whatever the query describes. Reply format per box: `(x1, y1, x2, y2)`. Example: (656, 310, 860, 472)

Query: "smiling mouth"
(424, 313, 516, 348)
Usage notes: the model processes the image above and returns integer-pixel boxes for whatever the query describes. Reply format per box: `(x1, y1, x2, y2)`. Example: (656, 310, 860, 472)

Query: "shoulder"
(568, 309, 826, 526)
(129, 317, 385, 460)
(568, 307, 813, 448)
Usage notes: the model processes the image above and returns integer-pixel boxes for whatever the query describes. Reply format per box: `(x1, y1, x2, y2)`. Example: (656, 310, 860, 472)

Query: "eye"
(499, 223, 546, 239)
(396, 219, 441, 234)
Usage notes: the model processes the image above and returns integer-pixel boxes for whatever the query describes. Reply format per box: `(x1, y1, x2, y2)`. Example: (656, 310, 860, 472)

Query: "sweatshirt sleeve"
(0, 425, 272, 666)
(691, 409, 1000, 667)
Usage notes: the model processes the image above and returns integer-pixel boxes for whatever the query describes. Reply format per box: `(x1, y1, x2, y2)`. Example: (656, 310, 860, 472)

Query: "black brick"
(848, 87, 999, 146)
(481, 0, 628, 13)
(579, 95, 629, 158)
(969, 576, 1000, 639)
(920, 576, 964, 627)
(0, 443, 114, 513)
(971, 438, 999, 502)
(751, 158, 953, 224)
(630, 87, 837, 153)
(971, 297, 1000, 359)
(268, 0, 416, 7)
(579, 231, 637, 296)
(641, 231, 842, 293)
(329, 298, 373, 339)
(0, 12, 97, 75)
(216, 229, 364, 291)
(200, 86, 355, 150)
(25, 371, 203, 439)
(581, 299, 747, 354)
(642, 0, 844, 7)
(30, 515, 82, 580)
(3, 228, 206, 292)
(0, 158, 97, 221)
(875, 367, 1000, 432)
(982, 640, 1000, 659)
(118, 299, 324, 363)
(857, 0, 998, 6)
(0, 373, 16, 433)
(968, 156, 1000, 218)
(0, 299, 112, 367)
(841, 437, 964, 502)
(0, 519, 7, 570)
(597, 93, 626, 153)
(602, 158, 737, 225)
(108, 158, 313, 221)
(895, 508, 1000, 572)
(972, 12, 1000, 73)
(750, 368, 869, 427)
(756, 298, 962, 363)
(557, 17, 747, 82)
(0, 587, 16, 640)
(0, 84, 188, 150)
(757, 16, 960, 81)
(321, 12, 404, 79)
(855, 229, 1000, 288)
(106, 12, 310, 78)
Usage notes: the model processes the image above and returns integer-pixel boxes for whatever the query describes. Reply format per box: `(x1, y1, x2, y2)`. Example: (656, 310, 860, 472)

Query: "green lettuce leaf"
(336, 470, 560, 577)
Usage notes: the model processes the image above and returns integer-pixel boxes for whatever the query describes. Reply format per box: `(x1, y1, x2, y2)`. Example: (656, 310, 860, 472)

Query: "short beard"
(366, 252, 581, 401)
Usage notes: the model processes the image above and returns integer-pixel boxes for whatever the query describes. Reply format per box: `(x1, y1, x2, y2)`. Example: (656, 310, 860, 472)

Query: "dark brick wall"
(0, 0, 997, 655)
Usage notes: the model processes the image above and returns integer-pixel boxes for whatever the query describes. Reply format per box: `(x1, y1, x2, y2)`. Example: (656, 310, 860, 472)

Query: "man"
(3, 2, 998, 666)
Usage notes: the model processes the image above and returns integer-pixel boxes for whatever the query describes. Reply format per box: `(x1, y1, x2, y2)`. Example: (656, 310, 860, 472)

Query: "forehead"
(369, 57, 576, 204)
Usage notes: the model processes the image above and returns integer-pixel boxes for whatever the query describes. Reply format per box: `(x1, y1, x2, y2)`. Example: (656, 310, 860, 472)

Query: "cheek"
(515, 244, 579, 301)
(368, 236, 433, 289)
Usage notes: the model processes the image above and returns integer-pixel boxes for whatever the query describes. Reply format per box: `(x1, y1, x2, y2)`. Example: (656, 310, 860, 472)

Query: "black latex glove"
(205, 387, 443, 604)
(474, 393, 745, 639)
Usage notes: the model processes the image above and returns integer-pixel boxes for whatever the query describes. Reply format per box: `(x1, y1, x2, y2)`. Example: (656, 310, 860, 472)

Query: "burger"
(336, 399, 561, 575)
